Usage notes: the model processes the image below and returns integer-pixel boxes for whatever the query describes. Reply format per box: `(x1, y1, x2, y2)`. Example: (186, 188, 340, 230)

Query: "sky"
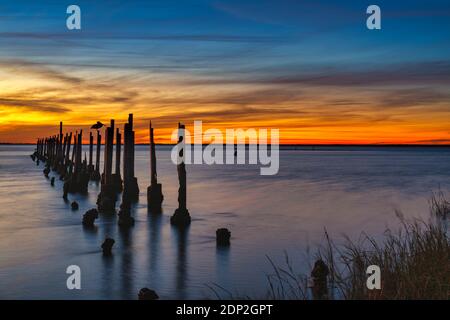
(0, 0, 449, 144)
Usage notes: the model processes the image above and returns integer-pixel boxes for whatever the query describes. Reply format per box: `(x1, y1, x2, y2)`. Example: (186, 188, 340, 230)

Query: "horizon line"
(2, 142, 450, 147)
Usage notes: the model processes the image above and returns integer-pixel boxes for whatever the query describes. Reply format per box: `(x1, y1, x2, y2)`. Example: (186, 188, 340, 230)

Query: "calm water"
(0, 145, 450, 299)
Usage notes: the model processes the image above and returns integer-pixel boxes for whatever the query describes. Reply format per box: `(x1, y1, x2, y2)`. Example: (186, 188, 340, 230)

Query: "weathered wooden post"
(170, 123, 191, 227)
(74, 130, 82, 179)
(311, 259, 329, 300)
(88, 131, 94, 174)
(58, 121, 63, 166)
(71, 132, 77, 165)
(112, 128, 123, 192)
(57, 134, 66, 178)
(122, 114, 139, 202)
(91, 130, 101, 181)
(103, 120, 114, 185)
(68, 130, 89, 193)
(147, 121, 163, 214)
(65, 132, 72, 167)
(118, 114, 139, 227)
(62, 134, 67, 162)
(97, 120, 117, 212)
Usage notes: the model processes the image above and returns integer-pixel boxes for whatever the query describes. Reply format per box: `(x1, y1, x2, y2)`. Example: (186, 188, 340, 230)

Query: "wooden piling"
(91, 130, 101, 181)
(88, 132, 94, 173)
(147, 121, 163, 213)
(112, 128, 123, 192)
(311, 259, 329, 300)
(97, 120, 117, 212)
(170, 123, 191, 226)
(122, 114, 139, 202)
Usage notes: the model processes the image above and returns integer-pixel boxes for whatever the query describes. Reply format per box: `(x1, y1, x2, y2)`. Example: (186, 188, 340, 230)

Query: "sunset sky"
(0, 0, 449, 144)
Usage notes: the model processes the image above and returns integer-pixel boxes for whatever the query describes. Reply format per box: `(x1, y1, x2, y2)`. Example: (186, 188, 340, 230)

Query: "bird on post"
(91, 121, 104, 130)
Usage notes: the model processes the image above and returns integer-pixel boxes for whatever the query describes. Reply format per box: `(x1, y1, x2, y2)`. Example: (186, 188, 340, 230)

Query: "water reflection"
(148, 213, 162, 273)
(216, 245, 231, 298)
(1, 145, 450, 299)
(171, 225, 189, 299)
(118, 221, 134, 299)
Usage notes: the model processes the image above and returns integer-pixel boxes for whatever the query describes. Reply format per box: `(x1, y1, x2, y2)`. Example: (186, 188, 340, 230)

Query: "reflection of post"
(174, 228, 188, 299)
(147, 121, 163, 214)
(170, 123, 191, 226)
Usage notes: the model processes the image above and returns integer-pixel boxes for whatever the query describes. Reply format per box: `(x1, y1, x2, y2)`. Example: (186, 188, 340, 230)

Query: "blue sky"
(0, 0, 449, 143)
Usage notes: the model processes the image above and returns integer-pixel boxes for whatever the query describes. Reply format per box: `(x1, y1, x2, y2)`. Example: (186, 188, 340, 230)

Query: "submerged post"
(147, 121, 163, 214)
(170, 123, 191, 227)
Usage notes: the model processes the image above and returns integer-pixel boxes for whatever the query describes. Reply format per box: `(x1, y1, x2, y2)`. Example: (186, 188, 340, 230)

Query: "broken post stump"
(91, 130, 101, 181)
(112, 128, 123, 192)
(82, 208, 99, 227)
(97, 120, 117, 213)
(138, 288, 159, 300)
(216, 228, 231, 246)
(71, 201, 79, 210)
(311, 259, 329, 300)
(170, 123, 191, 227)
(122, 114, 139, 202)
(101, 238, 115, 256)
(118, 200, 135, 227)
(147, 121, 163, 214)
(43, 164, 50, 178)
(88, 131, 94, 175)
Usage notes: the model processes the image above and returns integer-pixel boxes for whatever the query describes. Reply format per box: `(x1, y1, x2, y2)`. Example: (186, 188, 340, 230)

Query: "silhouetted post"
(311, 259, 329, 300)
(122, 114, 139, 202)
(91, 130, 101, 181)
(118, 114, 138, 227)
(71, 132, 77, 165)
(88, 132, 94, 174)
(74, 130, 82, 178)
(147, 121, 163, 213)
(64, 129, 90, 194)
(103, 119, 114, 185)
(31, 139, 38, 161)
(65, 132, 72, 167)
(44, 138, 48, 159)
(57, 134, 68, 178)
(62, 134, 67, 163)
(112, 128, 123, 192)
(58, 121, 63, 164)
(170, 123, 191, 227)
(97, 120, 117, 212)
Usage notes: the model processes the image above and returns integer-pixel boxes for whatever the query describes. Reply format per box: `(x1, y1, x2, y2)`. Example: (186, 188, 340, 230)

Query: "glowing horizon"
(1, 1, 449, 145)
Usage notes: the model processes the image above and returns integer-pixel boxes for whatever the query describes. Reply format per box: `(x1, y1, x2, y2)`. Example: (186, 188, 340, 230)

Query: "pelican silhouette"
(91, 121, 104, 130)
